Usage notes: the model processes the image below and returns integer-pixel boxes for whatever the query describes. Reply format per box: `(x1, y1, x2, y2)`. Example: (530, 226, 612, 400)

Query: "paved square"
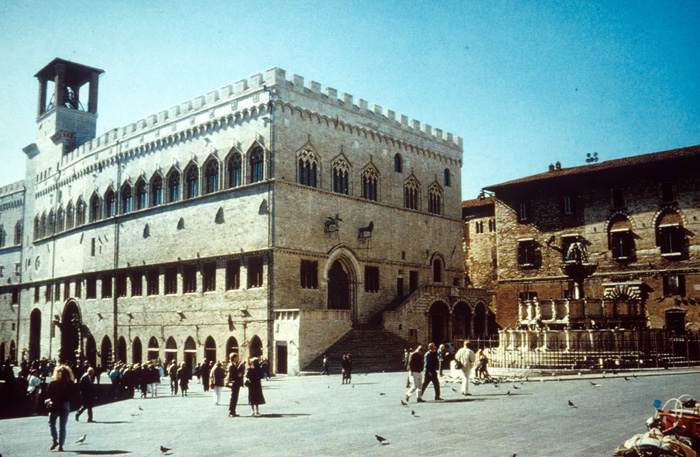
(1, 369, 699, 456)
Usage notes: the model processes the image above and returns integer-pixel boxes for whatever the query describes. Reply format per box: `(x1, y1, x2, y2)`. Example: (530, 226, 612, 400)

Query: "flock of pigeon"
(374, 372, 637, 450)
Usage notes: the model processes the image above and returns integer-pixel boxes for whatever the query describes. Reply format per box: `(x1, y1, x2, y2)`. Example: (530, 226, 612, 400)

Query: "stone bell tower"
(33, 58, 104, 152)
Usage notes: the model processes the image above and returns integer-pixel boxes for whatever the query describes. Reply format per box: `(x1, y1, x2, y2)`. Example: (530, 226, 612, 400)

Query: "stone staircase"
(303, 327, 410, 373)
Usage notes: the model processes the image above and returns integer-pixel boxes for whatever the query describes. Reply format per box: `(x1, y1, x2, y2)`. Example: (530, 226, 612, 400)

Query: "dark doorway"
(409, 271, 419, 294)
(85, 335, 97, 367)
(328, 260, 350, 310)
(452, 302, 472, 340)
(165, 337, 178, 365)
(0, 342, 5, 363)
(60, 301, 82, 364)
(474, 303, 486, 337)
(396, 277, 404, 300)
(250, 335, 263, 358)
(118, 337, 127, 363)
(147, 336, 159, 361)
(428, 301, 449, 343)
(101, 336, 112, 368)
(132, 337, 143, 364)
(184, 336, 197, 370)
(29, 309, 41, 361)
(433, 259, 442, 283)
(204, 336, 217, 363)
(276, 342, 288, 374)
(226, 337, 239, 360)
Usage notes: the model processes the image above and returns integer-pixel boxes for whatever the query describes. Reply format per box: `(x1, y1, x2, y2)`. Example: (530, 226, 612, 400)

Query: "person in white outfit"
(405, 345, 426, 402)
(453, 340, 476, 395)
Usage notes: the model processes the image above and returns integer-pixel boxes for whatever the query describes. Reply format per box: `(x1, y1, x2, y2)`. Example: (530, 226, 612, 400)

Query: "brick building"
(0, 58, 489, 374)
(478, 146, 700, 335)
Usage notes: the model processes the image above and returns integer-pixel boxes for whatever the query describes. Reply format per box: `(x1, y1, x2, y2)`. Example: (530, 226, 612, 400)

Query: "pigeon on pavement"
(75, 434, 87, 444)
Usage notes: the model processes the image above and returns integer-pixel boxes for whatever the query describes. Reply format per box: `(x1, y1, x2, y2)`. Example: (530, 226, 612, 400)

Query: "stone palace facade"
(0, 59, 490, 374)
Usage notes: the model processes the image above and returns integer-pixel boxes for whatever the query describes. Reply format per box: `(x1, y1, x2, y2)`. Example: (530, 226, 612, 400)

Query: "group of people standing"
(404, 341, 489, 402)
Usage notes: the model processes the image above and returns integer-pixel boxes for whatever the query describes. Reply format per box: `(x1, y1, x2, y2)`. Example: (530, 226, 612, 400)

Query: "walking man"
(455, 340, 477, 395)
(168, 361, 178, 395)
(228, 353, 245, 417)
(75, 367, 96, 422)
(201, 360, 211, 392)
(421, 343, 443, 401)
(211, 362, 226, 405)
(405, 346, 426, 403)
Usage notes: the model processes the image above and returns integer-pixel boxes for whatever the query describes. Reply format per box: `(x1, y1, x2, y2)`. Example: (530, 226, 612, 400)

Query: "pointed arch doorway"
(60, 301, 82, 364)
(328, 261, 350, 311)
(325, 249, 359, 324)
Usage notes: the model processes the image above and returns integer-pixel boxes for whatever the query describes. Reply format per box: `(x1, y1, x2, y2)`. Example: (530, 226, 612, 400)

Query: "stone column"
(88, 71, 99, 113)
(55, 64, 65, 107)
(37, 78, 47, 116)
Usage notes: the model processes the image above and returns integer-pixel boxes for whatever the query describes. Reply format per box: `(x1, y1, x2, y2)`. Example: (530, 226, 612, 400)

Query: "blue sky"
(1, 1, 698, 199)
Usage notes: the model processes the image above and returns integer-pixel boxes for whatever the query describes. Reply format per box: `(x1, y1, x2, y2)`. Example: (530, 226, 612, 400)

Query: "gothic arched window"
(185, 166, 199, 199)
(250, 147, 264, 183)
(135, 180, 147, 210)
(394, 153, 403, 173)
(90, 194, 101, 222)
(76, 198, 86, 226)
(151, 175, 163, 207)
(168, 171, 181, 203)
(332, 159, 350, 195)
(14, 221, 22, 245)
(104, 189, 116, 218)
(204, 160, 219, 194)
(65, 202, 74, 230)
(298, 150, 317, 187)
(362, 166, 378, 201)
(404, 178, 420, 210)
(428, 184, 443, 215)
(228, 153, 242, 188)
(121, 184, 132, 214)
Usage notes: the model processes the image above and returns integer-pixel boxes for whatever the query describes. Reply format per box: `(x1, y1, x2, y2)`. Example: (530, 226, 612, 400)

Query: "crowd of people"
(403, 340, 490, 402)
(2, 342, 489, 452)
(1, 352, 274, 451)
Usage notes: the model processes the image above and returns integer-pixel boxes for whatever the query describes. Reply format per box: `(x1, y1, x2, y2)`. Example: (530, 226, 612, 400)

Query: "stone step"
(303, 328, 410, 373)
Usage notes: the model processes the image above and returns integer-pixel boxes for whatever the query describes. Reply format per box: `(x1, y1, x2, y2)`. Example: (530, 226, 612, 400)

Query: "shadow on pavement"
(250, 413, 312, 418)
(70, 450, 131, 455)
(440, 398, 487, 403)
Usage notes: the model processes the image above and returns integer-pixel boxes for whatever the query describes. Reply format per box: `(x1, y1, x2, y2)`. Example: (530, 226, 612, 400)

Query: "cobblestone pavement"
(1, 369, 699, 457)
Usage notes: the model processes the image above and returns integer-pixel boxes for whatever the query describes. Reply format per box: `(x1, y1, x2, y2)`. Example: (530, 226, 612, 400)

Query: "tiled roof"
(483, 145, 700, 191)
(462, 196, 495, 209)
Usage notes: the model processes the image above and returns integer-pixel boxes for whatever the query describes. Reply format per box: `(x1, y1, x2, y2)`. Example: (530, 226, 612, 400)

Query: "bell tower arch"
(34, 58, 104, 151)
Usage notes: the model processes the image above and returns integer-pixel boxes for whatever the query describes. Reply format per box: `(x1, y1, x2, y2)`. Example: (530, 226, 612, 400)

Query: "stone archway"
(85, 335, 97, 367)
(184, 336, 197, 370)
(60, 301, 82, 364)
(147, 336, 160, 361)
(324, 247, 360, 323)
(118, 337, 127, 364)
(226, 337, 239, 360)
(204, 336, 217, 363)
(101, 336, 112, 367)
(328, 260, 351, 311)
(428, 301, 450, 344)
(452, 302, 472, 340)
(165, 337, 178, 365)
(473, 303, 487, 338)
(250, 335, 263, 358)
(132, 337, 143, 364)
(29, 308, 42, 361)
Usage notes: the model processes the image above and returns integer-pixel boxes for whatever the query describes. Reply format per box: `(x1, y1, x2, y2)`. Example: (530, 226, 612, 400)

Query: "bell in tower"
(34, 58, 104, 151)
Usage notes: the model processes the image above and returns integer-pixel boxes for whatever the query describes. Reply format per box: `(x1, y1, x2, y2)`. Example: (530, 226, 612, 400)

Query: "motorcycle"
(613, 395, 700, 457)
